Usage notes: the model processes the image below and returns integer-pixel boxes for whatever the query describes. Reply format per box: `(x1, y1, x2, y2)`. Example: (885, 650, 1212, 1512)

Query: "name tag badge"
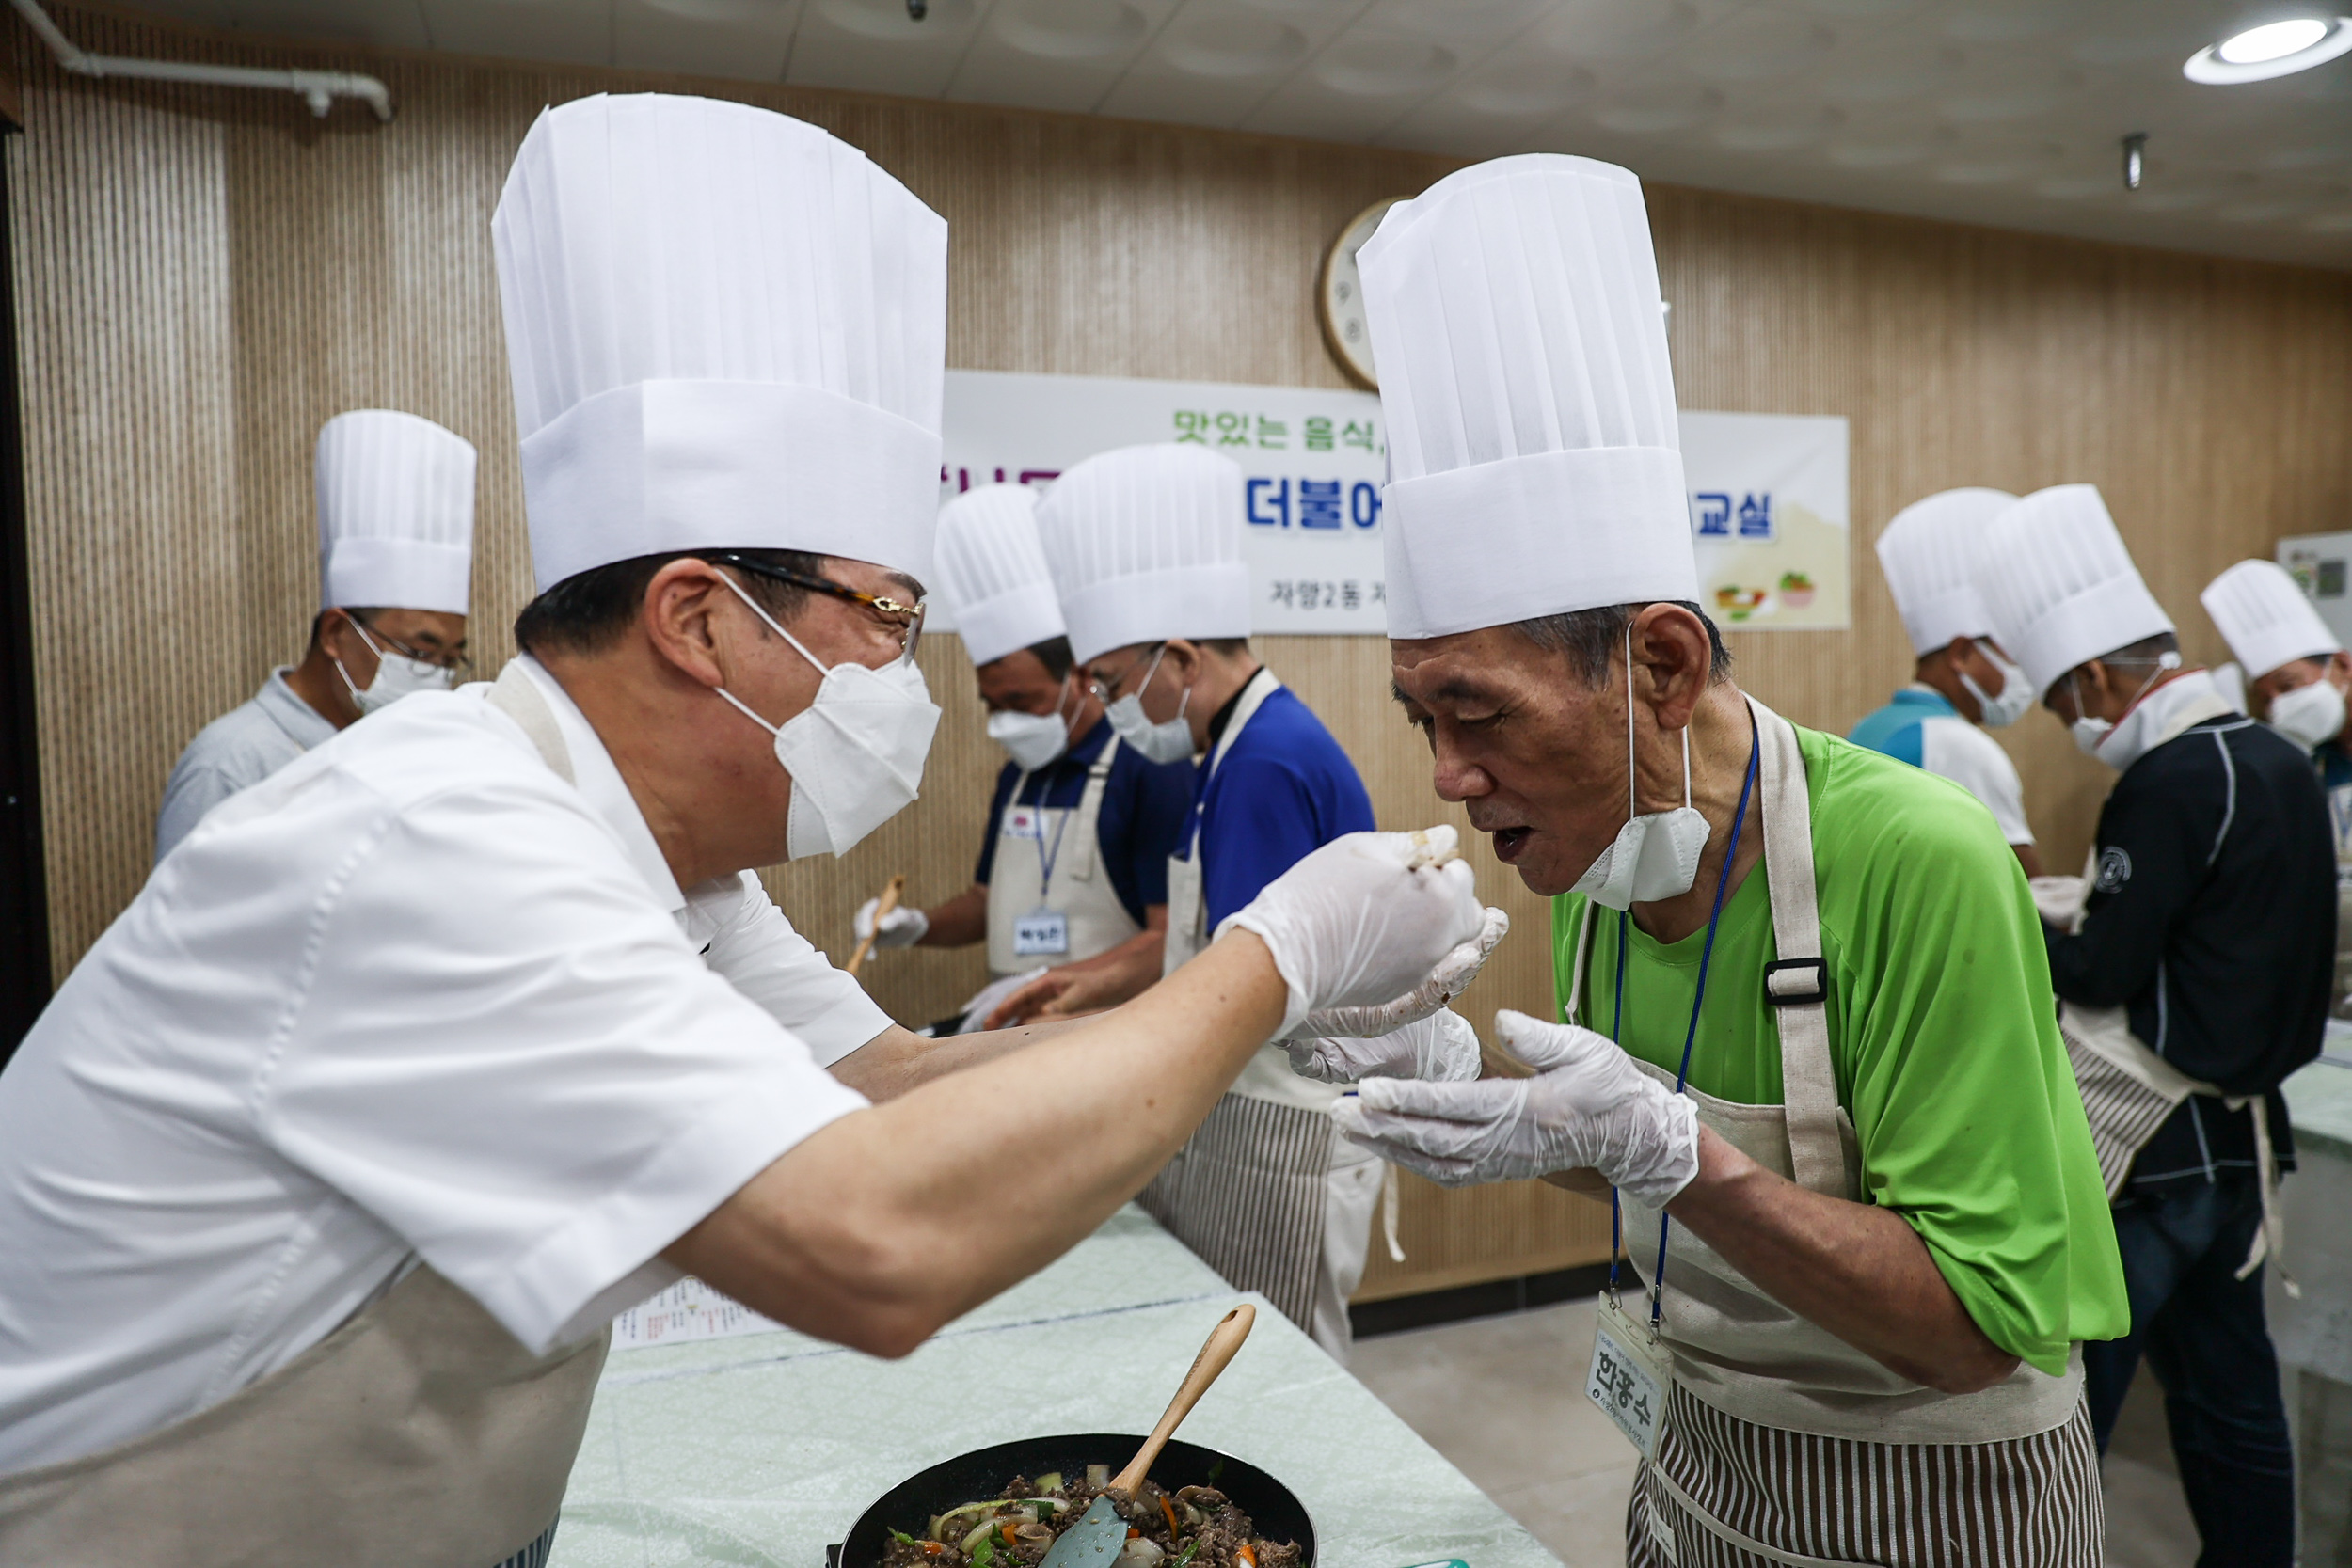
(1013, 908, 1070, 957)
(1004, 806, 1044, 841)
(1587, 1290, 1672, 1459)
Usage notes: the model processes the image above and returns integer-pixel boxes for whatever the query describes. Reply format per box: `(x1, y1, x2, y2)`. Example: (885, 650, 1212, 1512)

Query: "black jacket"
(2043, 710, 2334, 1190)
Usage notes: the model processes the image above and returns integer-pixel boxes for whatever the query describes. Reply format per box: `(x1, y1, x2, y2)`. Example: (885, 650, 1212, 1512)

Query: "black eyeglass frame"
(705, 553, 927, 660)
(336, 608, 473, 679)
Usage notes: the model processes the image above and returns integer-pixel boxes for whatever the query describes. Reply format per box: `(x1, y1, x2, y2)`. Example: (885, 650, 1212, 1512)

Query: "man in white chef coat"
(155, 408, 476, 861)
(1849, 487, 2043, 872)
(0, 95, 1488, 1568)
(1333, 155, 2126, 1568)
(852, 483, 1193, 1027)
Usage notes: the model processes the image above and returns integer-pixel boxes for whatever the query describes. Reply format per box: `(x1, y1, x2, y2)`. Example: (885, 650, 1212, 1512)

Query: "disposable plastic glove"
(1216, 826, 1485, 1038)
(853, 897, 930, 950)
(1285, 906, 1510, 1041)
(1334, 1009, 1700, 1205)
(1286, 1007, 1482, 1085)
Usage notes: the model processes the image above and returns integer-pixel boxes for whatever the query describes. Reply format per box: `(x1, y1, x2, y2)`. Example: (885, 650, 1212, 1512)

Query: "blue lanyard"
(1605, 714, 1760, 1330)
(1017, 768, 1079, 895)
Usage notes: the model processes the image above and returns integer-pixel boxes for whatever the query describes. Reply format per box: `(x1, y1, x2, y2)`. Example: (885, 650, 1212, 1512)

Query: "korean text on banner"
(937, 372, 1848, 636)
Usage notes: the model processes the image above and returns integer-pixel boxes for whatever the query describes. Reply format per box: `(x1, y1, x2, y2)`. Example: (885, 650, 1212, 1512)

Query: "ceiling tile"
(611, 0, 801, 79)
(786, 0, 985, 93)
(416, 0, 614, 67)
(221, 0, 430, 48)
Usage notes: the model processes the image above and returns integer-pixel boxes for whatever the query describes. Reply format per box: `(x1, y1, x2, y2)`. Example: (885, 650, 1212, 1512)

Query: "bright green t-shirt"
(1553, 724, 2126, 1375)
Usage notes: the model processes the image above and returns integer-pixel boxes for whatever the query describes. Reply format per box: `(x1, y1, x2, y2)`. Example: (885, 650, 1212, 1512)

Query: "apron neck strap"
(1748, 694, 1844, 1196)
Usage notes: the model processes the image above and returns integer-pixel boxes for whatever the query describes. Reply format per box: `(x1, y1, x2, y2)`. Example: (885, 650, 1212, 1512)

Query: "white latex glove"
(1216, 826, 1485, 1038)
(853, 897, 930, 950)
(1286, 906, 1510, 1041)
(2028, 875, 2086, 933)
(1334, 1009, 1700, 1204)
(1287, 1007, 1482, 1085)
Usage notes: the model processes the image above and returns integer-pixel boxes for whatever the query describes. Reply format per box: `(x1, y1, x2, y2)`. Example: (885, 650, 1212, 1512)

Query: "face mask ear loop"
(1681, 726, 1694, 812)
(717, 569, 829, 679)
(712, 684, 782, 737)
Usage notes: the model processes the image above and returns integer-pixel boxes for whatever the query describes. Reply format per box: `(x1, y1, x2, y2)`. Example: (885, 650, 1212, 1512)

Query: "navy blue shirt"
(975, 719, 1196, 927)
(1185, 682, 1376, 929)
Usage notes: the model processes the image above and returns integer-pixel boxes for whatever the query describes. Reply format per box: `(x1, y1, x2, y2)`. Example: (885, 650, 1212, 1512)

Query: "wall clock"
(1317, 198, 1405, 389)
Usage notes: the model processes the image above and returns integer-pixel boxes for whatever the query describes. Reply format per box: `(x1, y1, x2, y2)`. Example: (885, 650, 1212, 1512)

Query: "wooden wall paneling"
(11, 3, 2352, 1297)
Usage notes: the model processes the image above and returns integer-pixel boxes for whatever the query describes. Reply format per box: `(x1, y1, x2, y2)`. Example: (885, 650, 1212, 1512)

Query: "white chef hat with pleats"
(1358, 153, 1694, 641)
(315, 410, 477, 615)
(1874, 487, 2017, 657)
(493, 93, 947, 594)
(2201, 560, 2341, 682)
(1034, 444, 1250, 666)
(1976, 484, 2175, 699)
(935, 484, 1065, 668)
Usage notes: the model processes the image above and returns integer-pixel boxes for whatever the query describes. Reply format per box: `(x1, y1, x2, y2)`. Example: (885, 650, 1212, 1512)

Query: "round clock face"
(1318, 198, 1404, 389)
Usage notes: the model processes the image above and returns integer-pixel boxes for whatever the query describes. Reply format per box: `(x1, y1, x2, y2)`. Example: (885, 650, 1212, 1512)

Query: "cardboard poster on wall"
(937, 370, 1848, 635)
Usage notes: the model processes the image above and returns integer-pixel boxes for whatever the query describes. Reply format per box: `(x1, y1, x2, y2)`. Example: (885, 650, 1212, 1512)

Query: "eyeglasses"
(1086, 642, 1167, 706)
(345, 613, 472, 679)
(707, 553, 927, 660)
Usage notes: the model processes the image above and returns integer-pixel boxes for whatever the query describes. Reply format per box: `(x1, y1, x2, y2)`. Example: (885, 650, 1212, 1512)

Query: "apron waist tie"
(2221, 1091, 2297, 1296)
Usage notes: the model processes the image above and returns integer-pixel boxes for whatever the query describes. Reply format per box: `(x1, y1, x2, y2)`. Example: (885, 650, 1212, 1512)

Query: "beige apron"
(1143, 669, 1371, 1352)
(985, 736, 1142, 976)
(1577, 700, 2099, 1568)
(2050, 697, 2292, 1285)
(0, 663, 616, 1568)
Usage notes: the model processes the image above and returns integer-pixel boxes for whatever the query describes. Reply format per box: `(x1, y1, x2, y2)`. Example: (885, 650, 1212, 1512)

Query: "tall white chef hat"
(315, 410, 477, 616)
(1873, 487, 2017, 657)
(1976, 483, 2175, 700)
(2201, 560, 2341, 682)
(934, 484, 1065, 669)
(493, 94, 946, 594)
(1034, 444, 1251, 666)
(1358, 154, 1694, 641)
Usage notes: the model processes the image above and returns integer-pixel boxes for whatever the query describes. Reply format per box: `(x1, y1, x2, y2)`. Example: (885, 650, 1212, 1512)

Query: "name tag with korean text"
(1013, 908, 1070, 957)
(1587, 1290, 1672, 1459)
(1005, 805, 1044, 841)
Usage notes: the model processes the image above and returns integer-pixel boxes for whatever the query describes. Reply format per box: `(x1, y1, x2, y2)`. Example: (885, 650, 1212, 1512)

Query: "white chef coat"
(1918, 714, 2036, 846)
(0, 657, 890, 1473)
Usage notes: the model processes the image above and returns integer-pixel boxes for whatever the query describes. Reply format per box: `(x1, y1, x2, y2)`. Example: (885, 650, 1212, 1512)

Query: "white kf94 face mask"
(2268, 675, 2347, 750)
(711, 574, 942, 861)
(1104, 644, 1196, 764)
(1959, 641, 2032, 730)
(988, 682, 1075, 771)
(2070, 652, 2181, 768)
(335, 616, 454, 714)
(1572, 627, 1711, 911)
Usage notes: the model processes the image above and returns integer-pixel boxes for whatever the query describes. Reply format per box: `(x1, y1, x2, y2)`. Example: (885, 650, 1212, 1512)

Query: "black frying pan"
(829, 1433, 1316, 1568)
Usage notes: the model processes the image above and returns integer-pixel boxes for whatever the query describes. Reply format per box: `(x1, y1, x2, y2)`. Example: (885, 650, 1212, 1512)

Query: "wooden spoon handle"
(1110, 1304, 1254, 1496)
(847, 874, 907, 978)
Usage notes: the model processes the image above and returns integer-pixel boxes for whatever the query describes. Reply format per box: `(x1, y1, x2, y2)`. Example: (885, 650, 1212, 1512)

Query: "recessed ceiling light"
(2185, 17, 2352, 82)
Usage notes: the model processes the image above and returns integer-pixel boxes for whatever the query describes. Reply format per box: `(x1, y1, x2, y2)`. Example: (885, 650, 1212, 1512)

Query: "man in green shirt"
(1332, 152, 2125, 1568)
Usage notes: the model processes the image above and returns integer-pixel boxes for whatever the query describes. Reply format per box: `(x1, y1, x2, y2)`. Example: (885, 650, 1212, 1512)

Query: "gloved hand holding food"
(1285, 905, 1509, 1041)
(1215, 825, 1485, 1038)
(1286, 1006, 1483, 1085)
(853, 897, 930, 950)
(1334, 1009, 1700, 1204)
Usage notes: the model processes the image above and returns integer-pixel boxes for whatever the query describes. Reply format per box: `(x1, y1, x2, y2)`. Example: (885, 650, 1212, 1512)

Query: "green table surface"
(553, 1207, 1565, 1568)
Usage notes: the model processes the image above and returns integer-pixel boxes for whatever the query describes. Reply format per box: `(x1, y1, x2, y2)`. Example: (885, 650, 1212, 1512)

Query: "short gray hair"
(1510, 602, 1735, 688)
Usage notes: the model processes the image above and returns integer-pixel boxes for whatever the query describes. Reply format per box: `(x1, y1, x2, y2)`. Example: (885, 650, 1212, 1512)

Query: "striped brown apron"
(1578, 700, 2100, 1568)
(1141, 669, 1376, 1347)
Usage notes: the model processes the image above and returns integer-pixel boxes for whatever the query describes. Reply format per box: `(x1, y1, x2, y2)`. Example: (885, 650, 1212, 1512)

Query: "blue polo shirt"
(975, 718, 1195, 926)
(1185, 682, 1376, 930)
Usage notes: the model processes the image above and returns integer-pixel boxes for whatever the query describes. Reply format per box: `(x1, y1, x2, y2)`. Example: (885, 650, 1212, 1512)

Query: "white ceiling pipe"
(8, 0, 392, 121)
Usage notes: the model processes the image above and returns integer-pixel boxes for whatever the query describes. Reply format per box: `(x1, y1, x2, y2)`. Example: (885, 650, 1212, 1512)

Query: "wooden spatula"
(1038, 1304, 1256, 1568)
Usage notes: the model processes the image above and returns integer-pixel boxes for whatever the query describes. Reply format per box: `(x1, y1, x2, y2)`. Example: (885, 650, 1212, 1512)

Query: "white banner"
(938, 370, 1847, 635)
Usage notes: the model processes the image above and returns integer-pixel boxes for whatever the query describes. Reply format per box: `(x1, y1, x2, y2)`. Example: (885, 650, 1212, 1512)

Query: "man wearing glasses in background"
(155, 410, 478, 862)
